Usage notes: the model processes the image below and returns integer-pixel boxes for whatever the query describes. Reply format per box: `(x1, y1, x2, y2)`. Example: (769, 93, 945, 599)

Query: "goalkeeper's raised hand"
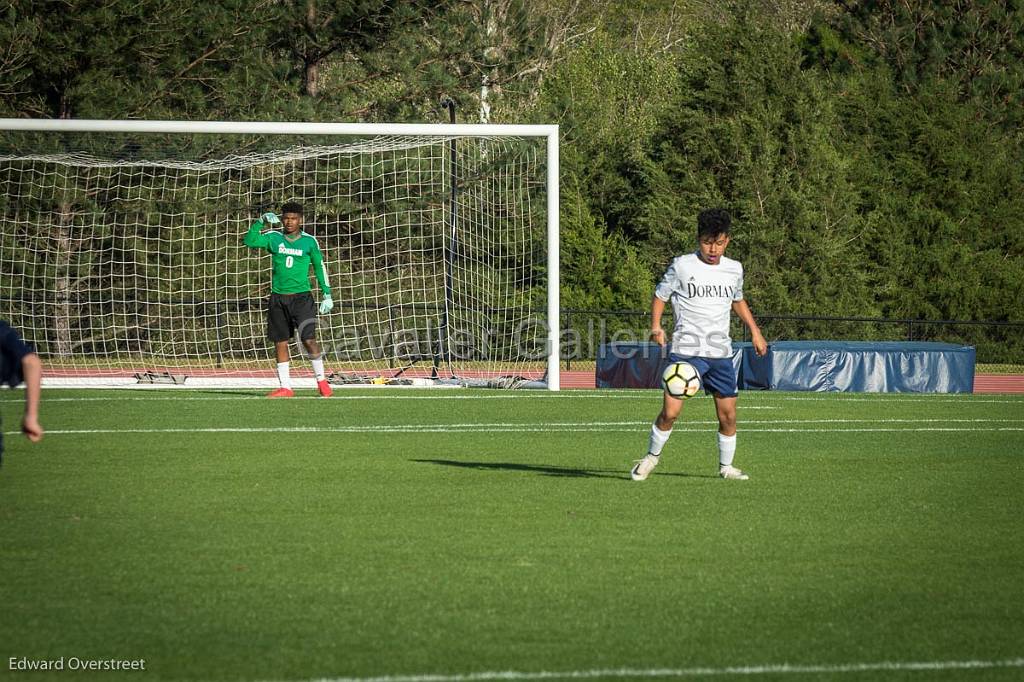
(319, 295, 334, 314)
(261, 211, 280, 225)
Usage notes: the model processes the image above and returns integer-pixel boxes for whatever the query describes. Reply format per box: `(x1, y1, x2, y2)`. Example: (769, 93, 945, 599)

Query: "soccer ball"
(661, 361, 701, 399)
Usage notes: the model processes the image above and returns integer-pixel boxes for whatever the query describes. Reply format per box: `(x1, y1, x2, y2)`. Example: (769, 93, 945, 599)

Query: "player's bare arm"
(650, 295, 667, 346)
(21, 352, 43, 442)
(731, 299, 767, 356)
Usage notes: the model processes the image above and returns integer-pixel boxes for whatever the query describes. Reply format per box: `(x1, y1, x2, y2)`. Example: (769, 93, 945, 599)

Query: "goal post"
(0, 119, 560, 390)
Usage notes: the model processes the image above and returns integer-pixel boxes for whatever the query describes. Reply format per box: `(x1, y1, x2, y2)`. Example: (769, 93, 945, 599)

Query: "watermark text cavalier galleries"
(9, 657, 146, 672)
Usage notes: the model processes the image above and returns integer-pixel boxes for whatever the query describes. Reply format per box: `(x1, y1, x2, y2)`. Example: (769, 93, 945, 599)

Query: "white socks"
(276, 361, 292, 389)
(646, 426, 738, 467)
(278, 357, 326, 386)
(647, 425, 739, 469)
(311, 355, 326, 381)
(718, 432, 737, 467)
(648, 424, 672, 456)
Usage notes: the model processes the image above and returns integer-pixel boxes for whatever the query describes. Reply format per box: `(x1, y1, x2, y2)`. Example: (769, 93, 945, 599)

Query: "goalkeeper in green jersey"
(244, 202, 334, 398)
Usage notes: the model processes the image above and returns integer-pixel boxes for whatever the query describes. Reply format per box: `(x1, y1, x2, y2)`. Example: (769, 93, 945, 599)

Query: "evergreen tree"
(633, 5, 879, 325)
(535, 27, 680, 312)
(829, 0, 1024, 132)
(0, 0, 282, 120)
(2, 0, 1023, 351)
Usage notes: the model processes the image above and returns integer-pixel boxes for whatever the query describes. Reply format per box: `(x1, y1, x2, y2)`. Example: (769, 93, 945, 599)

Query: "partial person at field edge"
(0, 320, 44, 467)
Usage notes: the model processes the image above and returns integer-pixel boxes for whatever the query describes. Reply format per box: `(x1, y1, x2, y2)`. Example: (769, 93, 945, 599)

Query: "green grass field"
(1, 389, 1023, 682)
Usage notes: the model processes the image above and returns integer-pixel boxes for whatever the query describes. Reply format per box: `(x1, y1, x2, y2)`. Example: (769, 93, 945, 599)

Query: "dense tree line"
(2, 0, 1022, 330)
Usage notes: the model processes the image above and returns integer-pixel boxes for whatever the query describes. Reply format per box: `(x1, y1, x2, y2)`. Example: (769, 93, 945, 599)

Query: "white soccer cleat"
(719, 465, 749, 480)
(631, 454, 660, 481)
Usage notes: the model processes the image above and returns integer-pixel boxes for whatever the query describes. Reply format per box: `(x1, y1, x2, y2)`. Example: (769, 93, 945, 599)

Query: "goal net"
(0, 120, 560, 389)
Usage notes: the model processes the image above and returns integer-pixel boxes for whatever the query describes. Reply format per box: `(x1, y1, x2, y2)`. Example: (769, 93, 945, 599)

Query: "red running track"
(973, 374, 1024, 394)
(41, 369, 1024, 393)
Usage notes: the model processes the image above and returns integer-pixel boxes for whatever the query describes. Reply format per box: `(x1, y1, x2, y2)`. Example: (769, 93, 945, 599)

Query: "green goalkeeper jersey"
(244, 220, 331, 296)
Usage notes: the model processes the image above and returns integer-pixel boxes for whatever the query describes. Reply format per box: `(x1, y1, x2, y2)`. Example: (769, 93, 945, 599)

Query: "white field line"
(0, 394, 653, 402)
(0, 394, 772, 404)
(265, 657, 1024, 682)
(1, 391, 1023, 404)
(770, 396, 1024, 403)
(0, 395, 786, 406)
(748, 418, 1024, 423)
(10, 419, 1024, 436)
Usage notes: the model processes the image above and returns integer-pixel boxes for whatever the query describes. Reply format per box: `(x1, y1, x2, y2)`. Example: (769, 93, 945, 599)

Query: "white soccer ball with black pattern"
(661, 361, 701, 399)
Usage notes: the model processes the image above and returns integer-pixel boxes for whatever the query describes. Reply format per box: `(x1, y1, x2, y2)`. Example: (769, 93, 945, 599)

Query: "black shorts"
(267, 292, 318, 342)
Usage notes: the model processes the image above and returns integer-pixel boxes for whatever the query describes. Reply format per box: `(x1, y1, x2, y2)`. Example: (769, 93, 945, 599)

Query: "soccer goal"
(0, 119, 560, 389)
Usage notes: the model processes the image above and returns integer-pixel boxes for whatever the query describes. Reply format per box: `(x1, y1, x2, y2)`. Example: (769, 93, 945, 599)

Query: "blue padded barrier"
(596, 340, 975, 393)
(756, 341, 974, 392)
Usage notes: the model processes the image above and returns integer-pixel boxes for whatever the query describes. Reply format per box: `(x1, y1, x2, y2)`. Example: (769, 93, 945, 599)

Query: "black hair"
(697, 208, 731, 239)
(281, 201, 304, 215)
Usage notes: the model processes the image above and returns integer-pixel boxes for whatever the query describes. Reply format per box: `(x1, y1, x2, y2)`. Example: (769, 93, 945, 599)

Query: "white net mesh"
(0, 133, 550, 386)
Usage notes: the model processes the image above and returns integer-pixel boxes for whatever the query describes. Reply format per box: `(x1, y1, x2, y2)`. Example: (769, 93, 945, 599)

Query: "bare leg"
(713, 394, 737, 436)
(301, 338, 321, 357)
(656, 392, 684, 430)
(275, 340, 290, 363)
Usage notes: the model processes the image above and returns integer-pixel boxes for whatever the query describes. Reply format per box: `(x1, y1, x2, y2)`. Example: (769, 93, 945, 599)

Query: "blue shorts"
(668, 354, 738, 398)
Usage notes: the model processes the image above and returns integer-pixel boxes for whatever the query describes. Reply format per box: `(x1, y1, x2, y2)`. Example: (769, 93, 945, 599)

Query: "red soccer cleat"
(267, 387, 295, 398)
(317, 379, 333, 398)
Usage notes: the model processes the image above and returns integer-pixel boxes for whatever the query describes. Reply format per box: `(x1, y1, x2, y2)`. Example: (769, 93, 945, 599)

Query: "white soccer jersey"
(655, 252, 744, 358)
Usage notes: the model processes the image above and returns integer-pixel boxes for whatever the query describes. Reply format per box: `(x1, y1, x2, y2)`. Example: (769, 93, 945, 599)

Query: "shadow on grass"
(411, 458, 717, 480)
(100, 388, 264, 398)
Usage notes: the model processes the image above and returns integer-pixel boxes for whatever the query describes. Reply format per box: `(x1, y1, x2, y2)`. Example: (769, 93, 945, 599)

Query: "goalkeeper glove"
(261, 211, 280, 225)
(319, 295, 334, 314)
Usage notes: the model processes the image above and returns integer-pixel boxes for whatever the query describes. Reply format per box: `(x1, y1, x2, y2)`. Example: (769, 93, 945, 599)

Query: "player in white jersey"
(631, 208, 768, 482)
